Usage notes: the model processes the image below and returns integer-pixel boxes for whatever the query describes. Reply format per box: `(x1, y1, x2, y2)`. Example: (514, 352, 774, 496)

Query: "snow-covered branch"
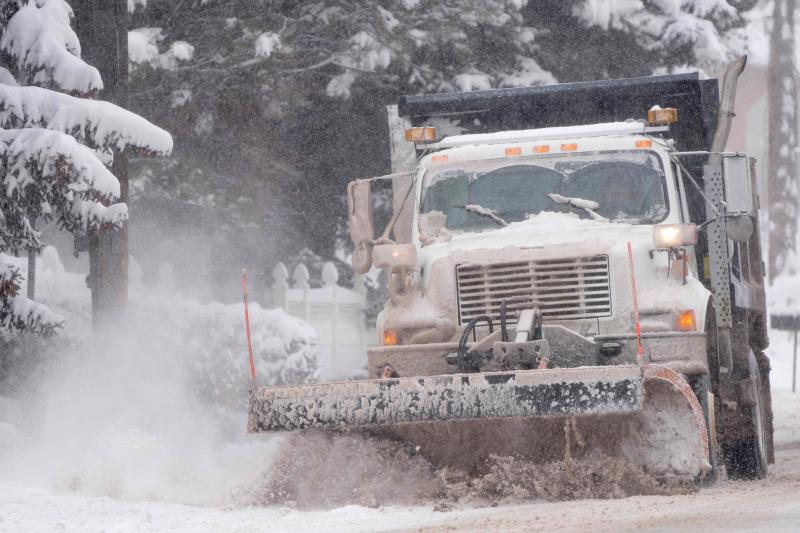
(0, 0, 103, 94)
(128, 28, 195, 71)
(0, 128, 128, 254)
(0, 257, 62, 335)
(0, 84, 173, 155)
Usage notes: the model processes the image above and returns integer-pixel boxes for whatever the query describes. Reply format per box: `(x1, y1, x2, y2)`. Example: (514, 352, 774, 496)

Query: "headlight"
(372, 243, 418, 270)
(653, 223, 697, 249)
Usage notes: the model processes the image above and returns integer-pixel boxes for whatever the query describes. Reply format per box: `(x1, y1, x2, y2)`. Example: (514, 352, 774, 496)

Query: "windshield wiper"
(547, 193, 608, 222)
(464, 204, 508, 227)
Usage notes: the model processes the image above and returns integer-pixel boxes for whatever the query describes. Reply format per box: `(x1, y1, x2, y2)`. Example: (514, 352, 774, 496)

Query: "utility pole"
(767, 0, 799, 281)
(74, 0, 129, 326)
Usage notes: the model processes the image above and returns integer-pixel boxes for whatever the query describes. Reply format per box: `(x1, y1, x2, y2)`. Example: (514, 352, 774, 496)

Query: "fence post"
(271, 262, 289, 311)
(292, 263, 310, 323)
(322, 262, 339, 377)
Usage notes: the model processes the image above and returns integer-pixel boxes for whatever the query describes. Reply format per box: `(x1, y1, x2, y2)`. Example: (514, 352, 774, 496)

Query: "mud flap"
(248, 365, 643, 432)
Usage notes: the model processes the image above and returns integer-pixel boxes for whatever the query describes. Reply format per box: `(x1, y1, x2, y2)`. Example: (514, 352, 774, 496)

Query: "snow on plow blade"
(248, 365, 642, 432)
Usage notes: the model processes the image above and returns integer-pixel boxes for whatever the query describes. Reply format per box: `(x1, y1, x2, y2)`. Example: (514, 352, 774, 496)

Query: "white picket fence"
(269, 261, 376, 380)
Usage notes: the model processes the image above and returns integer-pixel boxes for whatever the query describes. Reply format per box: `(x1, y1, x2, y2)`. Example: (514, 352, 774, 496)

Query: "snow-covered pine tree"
(0, 0, 172, 334)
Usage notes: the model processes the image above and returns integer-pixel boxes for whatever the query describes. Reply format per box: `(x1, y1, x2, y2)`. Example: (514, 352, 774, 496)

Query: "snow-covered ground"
(0, 389, 798, 533)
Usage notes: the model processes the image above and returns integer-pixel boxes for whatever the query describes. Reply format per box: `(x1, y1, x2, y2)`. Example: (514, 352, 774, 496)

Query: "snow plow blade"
(250, 364, 711, 479)
(248, 365, 642, 432)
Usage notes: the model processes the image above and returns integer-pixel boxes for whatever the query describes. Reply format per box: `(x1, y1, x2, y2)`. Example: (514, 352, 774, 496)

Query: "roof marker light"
(505, 147, 522, 156)
(561, 143, 578, 151)
(404, 126, 437, 143)
(431, 154, 448, 163)
(533, 145, 550, 153)
(636, 139, 653, 148)
(647, 106, 678, 126)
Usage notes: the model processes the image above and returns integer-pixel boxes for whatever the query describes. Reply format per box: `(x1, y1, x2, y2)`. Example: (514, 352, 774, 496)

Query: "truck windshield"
(419, 150, 667, 239)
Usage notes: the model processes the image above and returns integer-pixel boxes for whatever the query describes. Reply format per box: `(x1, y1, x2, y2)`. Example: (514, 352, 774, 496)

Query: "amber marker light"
(561, 143, 578, 151)
(533, 145, 550, 153)
(430, 154, 449, 163)
(676, 310, 696, 332)
(505, 146, 522, 156)
(647, 106, 678, 126)
(635, 139, 653, 148)
(404, 126, 437, 143)
(383, 329, 400, 346)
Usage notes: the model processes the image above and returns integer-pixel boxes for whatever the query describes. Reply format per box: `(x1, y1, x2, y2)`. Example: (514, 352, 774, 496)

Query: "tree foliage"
(126, 0, 752, 297)
(0, 0, 171, 334)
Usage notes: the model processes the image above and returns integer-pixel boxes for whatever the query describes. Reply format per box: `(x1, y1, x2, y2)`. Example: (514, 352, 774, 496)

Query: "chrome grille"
(456, 255, 612, 325)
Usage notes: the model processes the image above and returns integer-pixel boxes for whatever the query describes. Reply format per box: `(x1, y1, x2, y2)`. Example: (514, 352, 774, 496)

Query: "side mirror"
(722, 155, 754, 213)
(725, 213, 754, 242)
(347, 180, 374, 274)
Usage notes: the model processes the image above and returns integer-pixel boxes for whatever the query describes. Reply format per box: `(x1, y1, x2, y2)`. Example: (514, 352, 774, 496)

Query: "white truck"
(250, 57, 773, 483)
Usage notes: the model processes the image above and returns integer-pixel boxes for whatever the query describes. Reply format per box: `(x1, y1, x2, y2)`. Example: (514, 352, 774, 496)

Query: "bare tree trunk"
(767, 0, 799, 281)
(74, 0, 129, 326)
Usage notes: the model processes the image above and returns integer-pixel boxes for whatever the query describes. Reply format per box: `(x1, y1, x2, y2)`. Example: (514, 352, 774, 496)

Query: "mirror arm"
(672, 156, 721, 217)
(696, 215, 722, 232)
(696, 211, 752, 232)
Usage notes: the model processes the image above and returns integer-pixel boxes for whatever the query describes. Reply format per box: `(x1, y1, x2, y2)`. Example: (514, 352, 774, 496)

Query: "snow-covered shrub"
(130, 294, 318, 408)
(0, 247, 318, 407)
(0, 0, 172, 334)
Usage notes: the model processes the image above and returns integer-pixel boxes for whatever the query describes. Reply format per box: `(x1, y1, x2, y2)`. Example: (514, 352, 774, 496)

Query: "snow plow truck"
(249, 57, 774, 483)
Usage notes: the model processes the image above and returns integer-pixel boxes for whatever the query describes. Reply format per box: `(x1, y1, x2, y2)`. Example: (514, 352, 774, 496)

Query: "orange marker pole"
(627, 242, 644, 363)
(242, 269, 257, 386)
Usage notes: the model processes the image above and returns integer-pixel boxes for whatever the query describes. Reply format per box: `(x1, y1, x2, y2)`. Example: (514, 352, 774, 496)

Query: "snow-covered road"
(409, 391, 800, 532)
(0, 390, 798, 533)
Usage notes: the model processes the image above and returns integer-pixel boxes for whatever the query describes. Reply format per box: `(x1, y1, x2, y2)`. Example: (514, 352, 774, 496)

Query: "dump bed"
(398, 73, 719, 152)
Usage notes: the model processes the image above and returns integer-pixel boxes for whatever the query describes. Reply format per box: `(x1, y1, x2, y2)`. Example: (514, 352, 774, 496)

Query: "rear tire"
(723, 352, 768, 480)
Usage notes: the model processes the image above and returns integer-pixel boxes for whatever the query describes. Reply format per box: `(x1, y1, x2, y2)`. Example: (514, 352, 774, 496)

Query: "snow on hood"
(421, 211, 646, 257)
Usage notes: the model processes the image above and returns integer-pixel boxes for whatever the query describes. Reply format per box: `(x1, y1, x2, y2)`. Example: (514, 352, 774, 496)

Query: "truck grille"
(456, 255, 612, 325)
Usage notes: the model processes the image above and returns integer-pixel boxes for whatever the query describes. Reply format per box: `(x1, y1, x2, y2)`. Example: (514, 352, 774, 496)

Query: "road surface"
(0, 391, 798, 533)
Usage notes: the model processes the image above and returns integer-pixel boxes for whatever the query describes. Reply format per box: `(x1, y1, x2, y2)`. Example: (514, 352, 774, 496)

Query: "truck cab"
(365, 118, 718, 377)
